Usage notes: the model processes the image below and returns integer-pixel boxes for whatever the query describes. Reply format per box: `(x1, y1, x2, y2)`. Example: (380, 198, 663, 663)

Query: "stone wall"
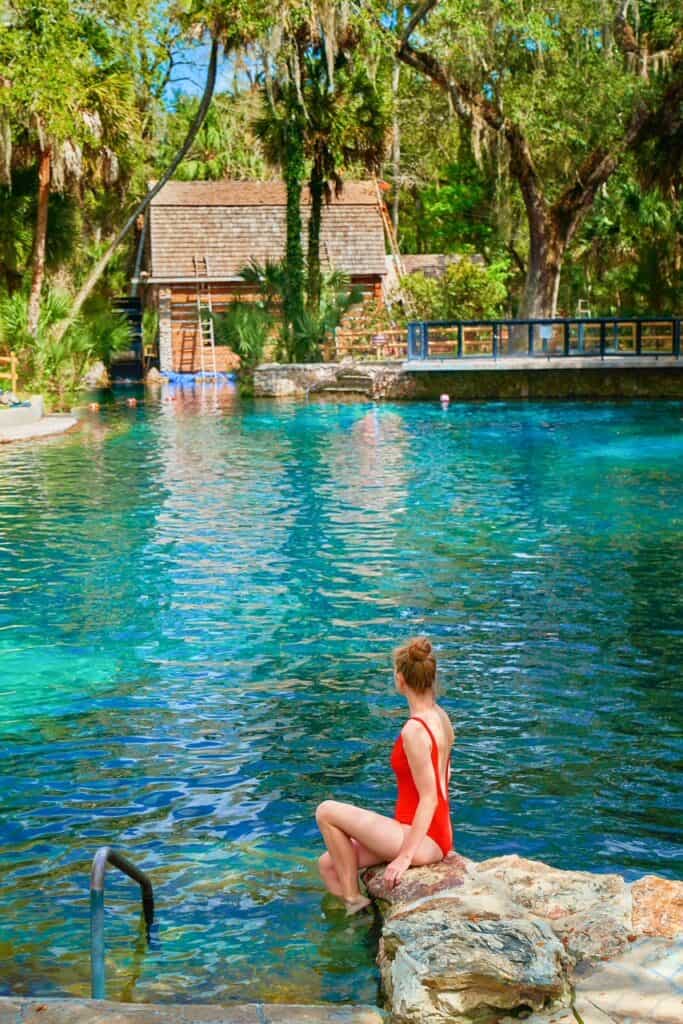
(253, 363, 342, 397)
(253, 360, 683, 401)
(397, 365, 683, 401)
(158, 287, 172, 373)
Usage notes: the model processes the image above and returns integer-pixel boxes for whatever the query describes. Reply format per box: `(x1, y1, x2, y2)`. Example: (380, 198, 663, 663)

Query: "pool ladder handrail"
(90, 846, 155, 999)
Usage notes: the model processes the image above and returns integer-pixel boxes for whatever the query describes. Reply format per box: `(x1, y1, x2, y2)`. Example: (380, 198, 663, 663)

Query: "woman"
(315, 637, 454, 914)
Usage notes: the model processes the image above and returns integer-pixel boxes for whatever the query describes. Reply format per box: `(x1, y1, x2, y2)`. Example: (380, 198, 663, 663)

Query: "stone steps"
(335, 375, 374, 387)
(317, 387, 372, 398)
(316, 373, 375, 399)
(0, 999, 385, 1024)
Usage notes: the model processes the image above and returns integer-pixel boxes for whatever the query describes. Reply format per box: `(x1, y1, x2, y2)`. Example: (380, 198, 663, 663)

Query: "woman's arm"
(384, 723, 438, 888)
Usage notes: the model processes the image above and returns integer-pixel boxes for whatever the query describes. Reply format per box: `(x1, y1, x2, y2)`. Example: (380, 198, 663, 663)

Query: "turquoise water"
(0, 388, 682, 1004)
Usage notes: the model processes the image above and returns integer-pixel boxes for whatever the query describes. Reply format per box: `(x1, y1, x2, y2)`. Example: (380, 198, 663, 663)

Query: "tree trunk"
(391, 58, 401, 233)
(52, 38, 220, 346)
(518, 224, 565, 318)
(282, 99, 306, 358)
(306, 169, 324, 316)
(27, 144, 51, 338)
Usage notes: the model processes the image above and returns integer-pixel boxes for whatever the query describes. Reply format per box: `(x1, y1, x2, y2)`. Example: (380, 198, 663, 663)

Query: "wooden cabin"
(140, 180, 388, 373)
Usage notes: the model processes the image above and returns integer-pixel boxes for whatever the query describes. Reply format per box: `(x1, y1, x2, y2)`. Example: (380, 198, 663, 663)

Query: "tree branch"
(554, 57, 683, 243)
(398, 37, 549, 239)
(401, 0, 440, 45)
(53, 37, 220, 346)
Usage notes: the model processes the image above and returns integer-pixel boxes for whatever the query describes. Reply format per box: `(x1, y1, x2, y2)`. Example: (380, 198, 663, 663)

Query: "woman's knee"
(315, 799, 339, 827)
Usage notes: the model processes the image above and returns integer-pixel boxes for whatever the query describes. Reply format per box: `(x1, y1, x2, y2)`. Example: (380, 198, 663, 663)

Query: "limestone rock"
(476, 855, 632, 963)
(364, 854, 474, 910)
(368, 859, 571, 1024)
(573, 936, 683, 1024)
(363, 854, 683, 1024)
(145, 366, 164, 385)
(631, 875, 683, 939)
(379, 897, 570, 1024)
(253, 363, 340, 397)
(83, 360, 110, 387)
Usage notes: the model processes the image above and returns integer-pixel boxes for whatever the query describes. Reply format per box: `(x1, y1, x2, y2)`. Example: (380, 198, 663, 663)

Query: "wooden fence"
(334, 327, 407, 361)
(0, 352, 18, 392)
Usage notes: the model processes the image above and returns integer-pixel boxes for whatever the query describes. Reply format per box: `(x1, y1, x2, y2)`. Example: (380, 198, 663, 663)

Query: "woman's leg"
(315, 800, 442, 911)
(318, 838, 387, 898)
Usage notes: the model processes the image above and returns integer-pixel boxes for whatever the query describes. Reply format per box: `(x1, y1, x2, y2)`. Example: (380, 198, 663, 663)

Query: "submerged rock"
(363, 854, 683, 1024)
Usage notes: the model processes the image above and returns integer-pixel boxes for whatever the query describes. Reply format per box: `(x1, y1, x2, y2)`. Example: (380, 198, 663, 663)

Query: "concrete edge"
(0, 998, 387, 1024)
(401, 356, 683, 372)
(0, 415, 79, 444)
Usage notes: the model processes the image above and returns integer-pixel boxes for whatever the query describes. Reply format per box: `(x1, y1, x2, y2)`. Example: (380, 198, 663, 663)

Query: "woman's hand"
(384, 853, 411, 889)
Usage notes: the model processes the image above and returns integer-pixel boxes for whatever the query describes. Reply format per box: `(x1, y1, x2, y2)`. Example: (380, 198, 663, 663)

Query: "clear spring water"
(0, 387, 681, 1005)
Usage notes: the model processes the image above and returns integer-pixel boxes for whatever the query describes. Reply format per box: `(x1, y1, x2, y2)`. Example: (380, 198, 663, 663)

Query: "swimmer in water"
(315, 637, 454, 914)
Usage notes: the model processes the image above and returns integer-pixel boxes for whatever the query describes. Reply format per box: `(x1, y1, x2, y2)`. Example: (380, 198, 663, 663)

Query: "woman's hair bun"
(408, 637, 432, 662)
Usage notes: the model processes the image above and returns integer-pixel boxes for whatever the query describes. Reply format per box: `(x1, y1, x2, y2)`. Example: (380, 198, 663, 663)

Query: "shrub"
(290, 270, 363, 363)
(0, 289, 131, 409)
(213, 301, 271, 372)
(234, 260, 363, 364)
(400, 257, 510, 322)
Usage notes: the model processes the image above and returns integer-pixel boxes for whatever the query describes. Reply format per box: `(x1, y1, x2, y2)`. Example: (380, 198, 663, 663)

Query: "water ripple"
(0, 393, 681, 1003)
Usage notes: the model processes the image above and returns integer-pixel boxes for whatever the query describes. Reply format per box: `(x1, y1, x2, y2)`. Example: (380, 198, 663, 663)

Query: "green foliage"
(400, 258, 510, 322)
(292, 270, 364, 362)
(402, 159, 497, 256)
(0, 0, 680, 337)
(254, 82, 307, 335)
(381, 0, 683, 314)
(142, 307, 159, 353)
(562, 164, 683, 316)
(160, 90, 268, 180)
(0, 289, 131, 408)
(222, 259, 362, 365)
(213, 300, 271, 372)
(239, 259, 287, 311)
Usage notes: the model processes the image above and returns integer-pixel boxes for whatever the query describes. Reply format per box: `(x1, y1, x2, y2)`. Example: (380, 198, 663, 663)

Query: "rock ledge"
(363, 853, 683, 1024)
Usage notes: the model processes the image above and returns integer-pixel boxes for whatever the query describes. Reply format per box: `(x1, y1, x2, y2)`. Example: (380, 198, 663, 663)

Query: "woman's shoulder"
(403, 709, 454, 744)
(435, 705, 456, 745)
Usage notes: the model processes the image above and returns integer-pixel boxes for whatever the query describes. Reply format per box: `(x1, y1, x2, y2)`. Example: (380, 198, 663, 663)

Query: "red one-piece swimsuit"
(390, 716, 453, 857)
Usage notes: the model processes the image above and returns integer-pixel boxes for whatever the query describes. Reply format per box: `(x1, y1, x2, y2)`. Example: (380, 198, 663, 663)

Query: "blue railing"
(406, 317, 682, 361)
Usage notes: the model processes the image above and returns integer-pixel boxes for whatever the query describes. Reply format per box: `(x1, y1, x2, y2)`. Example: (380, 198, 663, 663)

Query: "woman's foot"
(343, 894, 372, 916)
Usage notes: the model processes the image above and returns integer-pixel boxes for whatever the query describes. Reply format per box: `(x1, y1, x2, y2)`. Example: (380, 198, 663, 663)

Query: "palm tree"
(254, 8, 388, 337)
(302, 51, 387, 313)
(253, 76, 307, 348)
(0, 0, 141, 334)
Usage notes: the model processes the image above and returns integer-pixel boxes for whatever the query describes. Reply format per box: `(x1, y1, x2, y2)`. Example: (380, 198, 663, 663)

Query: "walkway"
(0, 1000, 385, 1024)
(402, 355, 683, 371)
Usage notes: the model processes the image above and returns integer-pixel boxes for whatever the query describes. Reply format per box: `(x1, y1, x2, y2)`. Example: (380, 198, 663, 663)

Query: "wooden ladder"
(193, 254, 218, 376)
(373, 178, 411, 314)
(178, 324, 197, 373)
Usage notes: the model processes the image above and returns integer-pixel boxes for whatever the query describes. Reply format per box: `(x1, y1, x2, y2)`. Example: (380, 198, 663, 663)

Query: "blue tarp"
(163, 372, 238, 385)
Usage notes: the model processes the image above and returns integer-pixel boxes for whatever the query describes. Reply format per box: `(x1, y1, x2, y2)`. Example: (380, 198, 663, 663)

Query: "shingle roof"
(148, 180, 387, 279)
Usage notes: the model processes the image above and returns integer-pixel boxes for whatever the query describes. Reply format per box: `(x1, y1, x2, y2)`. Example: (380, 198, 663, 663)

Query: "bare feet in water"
(343, 895, 372, 916)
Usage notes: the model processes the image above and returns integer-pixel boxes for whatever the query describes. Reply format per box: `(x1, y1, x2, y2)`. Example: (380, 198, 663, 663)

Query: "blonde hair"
(394, 636, 437, 694)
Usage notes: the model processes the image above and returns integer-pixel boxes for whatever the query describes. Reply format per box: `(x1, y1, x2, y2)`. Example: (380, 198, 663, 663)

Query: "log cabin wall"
(167, 279, 382, 373)
(143, 180, 389, 374)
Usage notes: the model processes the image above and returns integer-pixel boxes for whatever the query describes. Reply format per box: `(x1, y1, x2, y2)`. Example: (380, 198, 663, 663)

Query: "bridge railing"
(407, 317, 682, 361)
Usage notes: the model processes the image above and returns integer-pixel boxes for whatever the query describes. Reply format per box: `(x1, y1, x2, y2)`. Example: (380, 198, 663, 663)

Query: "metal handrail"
(90, 846, 155, 1000)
